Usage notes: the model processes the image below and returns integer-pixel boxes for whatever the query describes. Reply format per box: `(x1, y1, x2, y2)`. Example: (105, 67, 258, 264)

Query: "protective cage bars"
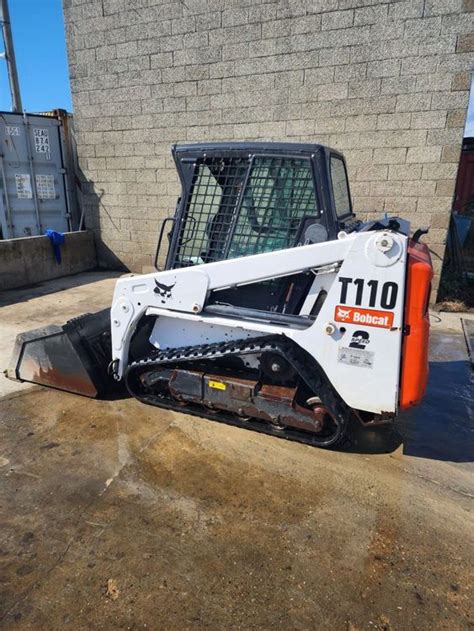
(171, 154, 319, 269)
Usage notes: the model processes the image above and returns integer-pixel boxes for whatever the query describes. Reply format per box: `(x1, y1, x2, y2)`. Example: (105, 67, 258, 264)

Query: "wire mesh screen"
(172, 155, 318, 268)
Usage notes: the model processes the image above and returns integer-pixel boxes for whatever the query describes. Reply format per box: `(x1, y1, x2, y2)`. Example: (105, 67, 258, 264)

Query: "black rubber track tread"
(125, 335, 352, 448)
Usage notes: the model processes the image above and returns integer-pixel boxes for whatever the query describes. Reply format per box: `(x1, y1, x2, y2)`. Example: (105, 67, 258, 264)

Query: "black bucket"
(6, 309, 115, 398)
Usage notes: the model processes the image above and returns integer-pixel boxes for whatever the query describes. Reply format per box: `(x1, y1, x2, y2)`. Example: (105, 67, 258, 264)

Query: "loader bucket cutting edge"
(6, 309, 114, 398)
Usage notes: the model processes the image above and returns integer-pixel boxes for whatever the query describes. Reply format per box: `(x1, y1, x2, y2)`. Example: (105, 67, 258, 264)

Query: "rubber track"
(125, 335, 349, 448)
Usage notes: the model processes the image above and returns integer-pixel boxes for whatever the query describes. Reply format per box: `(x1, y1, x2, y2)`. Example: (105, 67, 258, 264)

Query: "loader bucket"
(6, 309, 114, 398)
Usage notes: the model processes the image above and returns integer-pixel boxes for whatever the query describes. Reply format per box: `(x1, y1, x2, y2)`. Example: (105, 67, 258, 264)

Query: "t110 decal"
(338, 277, 398, 310)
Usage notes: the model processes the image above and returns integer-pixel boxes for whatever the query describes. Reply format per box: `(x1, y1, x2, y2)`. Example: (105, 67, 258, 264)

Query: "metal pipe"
(78, 192, 86, 231)
(0, 154, 12, 237)
(0, 0, 23, 113)
(55, 110, 73, 231)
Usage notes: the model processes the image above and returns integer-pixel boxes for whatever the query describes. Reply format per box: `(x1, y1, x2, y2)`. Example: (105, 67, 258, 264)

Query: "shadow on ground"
(347, 359, 474, 462)
(398, 359, 473, 463)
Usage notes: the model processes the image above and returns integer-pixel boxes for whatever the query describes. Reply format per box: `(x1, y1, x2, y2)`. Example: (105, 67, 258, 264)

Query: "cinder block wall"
(63, 0, 473, 291)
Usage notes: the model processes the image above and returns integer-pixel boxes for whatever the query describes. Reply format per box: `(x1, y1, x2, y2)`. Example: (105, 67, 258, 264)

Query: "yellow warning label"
(208, 380, 226, 391)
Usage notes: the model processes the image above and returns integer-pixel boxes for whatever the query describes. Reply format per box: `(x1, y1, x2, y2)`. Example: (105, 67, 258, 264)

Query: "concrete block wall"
(63, 0, 474, 291)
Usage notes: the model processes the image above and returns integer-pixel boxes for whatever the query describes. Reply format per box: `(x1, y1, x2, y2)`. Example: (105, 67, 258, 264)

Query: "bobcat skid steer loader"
(7, 143, 433, 448)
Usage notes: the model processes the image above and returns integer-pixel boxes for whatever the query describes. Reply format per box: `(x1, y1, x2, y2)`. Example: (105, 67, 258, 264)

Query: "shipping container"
(0, 111, 79, 239)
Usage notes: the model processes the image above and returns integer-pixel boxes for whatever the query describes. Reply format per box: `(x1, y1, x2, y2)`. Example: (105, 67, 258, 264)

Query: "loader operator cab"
(155, 142, 358, 317)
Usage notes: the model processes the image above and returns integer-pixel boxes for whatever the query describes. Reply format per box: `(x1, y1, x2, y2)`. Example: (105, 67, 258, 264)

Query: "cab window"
(330, 156, 351, 219)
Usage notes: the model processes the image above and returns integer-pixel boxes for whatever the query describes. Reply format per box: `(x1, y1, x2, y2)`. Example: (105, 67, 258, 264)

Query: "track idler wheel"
(260, 352, 295, 383)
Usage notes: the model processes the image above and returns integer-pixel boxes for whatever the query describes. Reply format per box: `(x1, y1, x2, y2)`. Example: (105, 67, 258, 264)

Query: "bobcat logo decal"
(154, 279, 176, 304)
(336, 307, 351, 321)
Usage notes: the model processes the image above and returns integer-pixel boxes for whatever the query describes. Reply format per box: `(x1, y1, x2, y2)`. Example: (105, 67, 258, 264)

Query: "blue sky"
(0, 0, 72, 112)
(465, 74, 474, 137)
(0, 0, 473, 137)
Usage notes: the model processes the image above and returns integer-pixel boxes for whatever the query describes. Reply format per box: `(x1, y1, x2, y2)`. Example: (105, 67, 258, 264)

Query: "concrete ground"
(0, 273, 473, 630)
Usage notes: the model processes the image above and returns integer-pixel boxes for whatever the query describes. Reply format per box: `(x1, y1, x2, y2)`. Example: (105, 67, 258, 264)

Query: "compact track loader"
(7, 142, 433, 448)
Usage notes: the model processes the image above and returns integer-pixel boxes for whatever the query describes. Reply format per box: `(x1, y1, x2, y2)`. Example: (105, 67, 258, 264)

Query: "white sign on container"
(33, 128, 50, 154)
(15, 174, 33, 199)
(36, 174, 56, 199)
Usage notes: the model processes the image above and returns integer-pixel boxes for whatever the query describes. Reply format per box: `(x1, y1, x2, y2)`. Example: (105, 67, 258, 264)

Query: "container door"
(0, 113, 70, 238)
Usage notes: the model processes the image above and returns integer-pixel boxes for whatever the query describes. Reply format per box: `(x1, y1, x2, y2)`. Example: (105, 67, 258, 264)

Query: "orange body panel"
(399, 240, 433, 410)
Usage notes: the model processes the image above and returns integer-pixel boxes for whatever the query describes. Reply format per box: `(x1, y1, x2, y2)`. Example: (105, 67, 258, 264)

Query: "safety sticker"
(15, 174, 32, 199)
(208, 380, 226, 391)
(36, 174, 56, 199)
(334, 305, 394, 329)
(338, 347, 374, 369)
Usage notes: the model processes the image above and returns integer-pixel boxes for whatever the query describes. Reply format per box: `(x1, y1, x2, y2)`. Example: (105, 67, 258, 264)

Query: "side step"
(6, 309, 114, 398)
